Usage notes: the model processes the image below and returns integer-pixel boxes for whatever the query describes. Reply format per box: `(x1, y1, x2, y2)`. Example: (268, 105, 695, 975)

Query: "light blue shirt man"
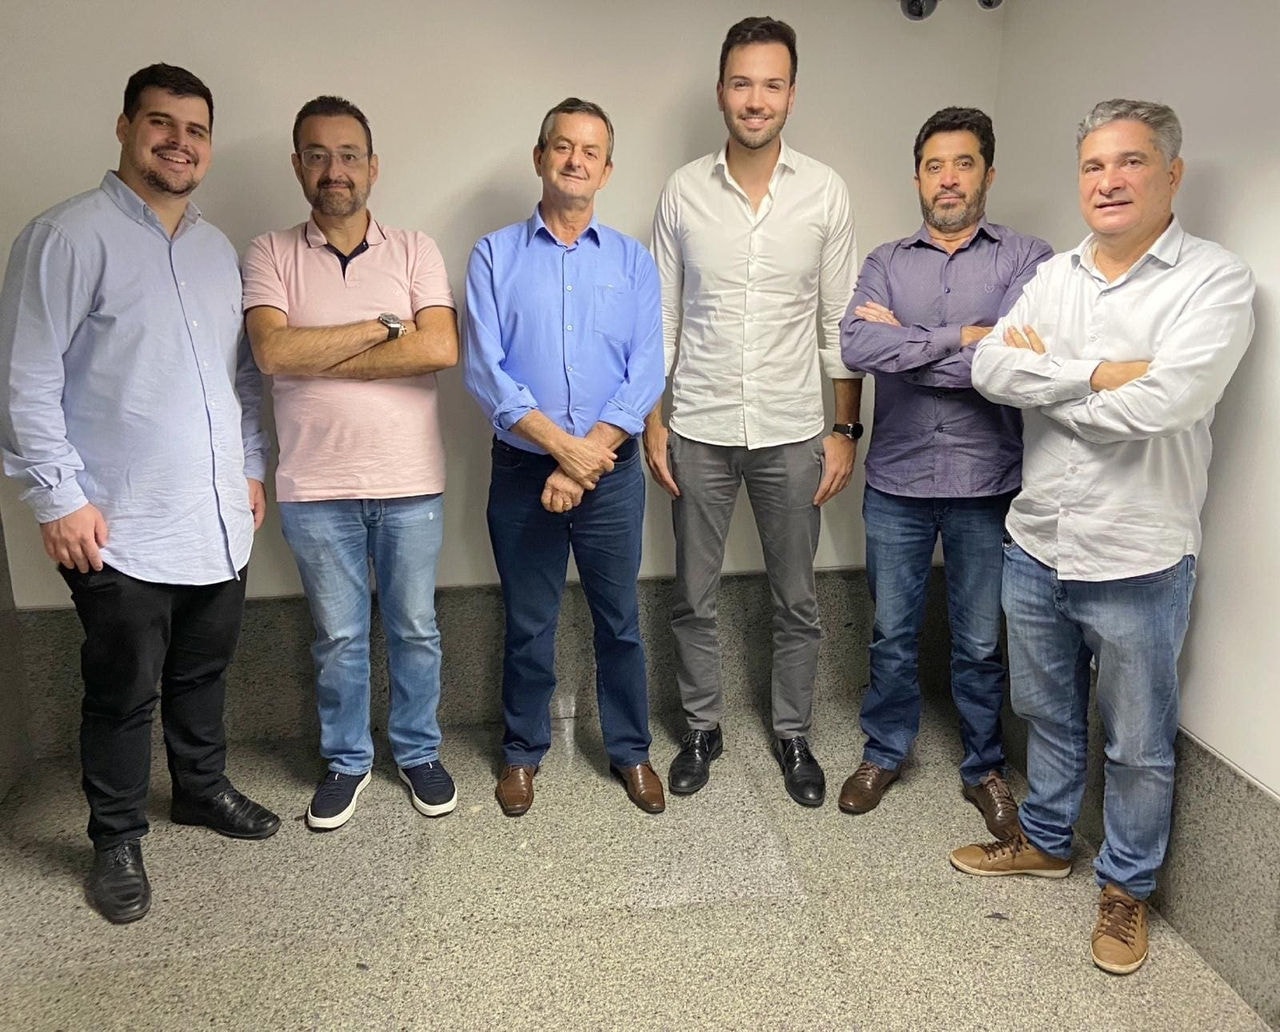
(0, 171, 267, 583)
(463, 207, 663, 453)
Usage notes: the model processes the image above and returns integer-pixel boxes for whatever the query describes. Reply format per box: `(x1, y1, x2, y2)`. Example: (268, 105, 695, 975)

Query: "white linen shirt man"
(643, 17, 860, 810)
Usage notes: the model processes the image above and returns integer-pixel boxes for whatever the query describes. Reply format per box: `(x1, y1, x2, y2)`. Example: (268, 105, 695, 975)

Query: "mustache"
(318, 178, 354, 189)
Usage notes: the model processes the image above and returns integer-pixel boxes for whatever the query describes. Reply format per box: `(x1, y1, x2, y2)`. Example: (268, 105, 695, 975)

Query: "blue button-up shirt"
(841, 220, 1052, 497)
(463, 207, 664, 452)
(0, 172, 267, 584)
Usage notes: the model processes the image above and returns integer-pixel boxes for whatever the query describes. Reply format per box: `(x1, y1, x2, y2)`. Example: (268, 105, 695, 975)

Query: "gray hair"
(1076, 99, 1182, 163)
(536, 97, 614, 163)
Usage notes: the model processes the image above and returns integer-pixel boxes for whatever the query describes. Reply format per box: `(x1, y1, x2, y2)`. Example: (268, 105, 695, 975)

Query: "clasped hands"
(540, 434, 616, 514)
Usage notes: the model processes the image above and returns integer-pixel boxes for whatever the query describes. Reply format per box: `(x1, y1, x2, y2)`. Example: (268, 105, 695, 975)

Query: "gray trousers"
(668, 432, 825, 737)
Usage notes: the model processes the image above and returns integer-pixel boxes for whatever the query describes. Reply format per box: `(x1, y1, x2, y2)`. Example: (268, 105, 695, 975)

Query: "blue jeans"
(486, 437, 651, 769)
(1003, 541, 1195, 899)
(861, 485, 1011, 783)
(279, 495, 445, 774)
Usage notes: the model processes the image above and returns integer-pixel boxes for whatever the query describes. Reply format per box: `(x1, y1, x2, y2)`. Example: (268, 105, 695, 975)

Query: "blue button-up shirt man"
(464, 98, 665, 818)
(839, 108, 1051, 832)
(0, 65, 278, 925)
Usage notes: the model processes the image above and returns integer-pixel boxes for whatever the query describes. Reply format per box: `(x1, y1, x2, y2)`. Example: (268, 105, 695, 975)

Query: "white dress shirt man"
(644, 16, 860, 807)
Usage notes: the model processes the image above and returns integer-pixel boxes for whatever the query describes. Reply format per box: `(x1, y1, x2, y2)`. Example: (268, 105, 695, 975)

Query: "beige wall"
(0, 0, 1004, 606)
(993, 0, 1280, 794)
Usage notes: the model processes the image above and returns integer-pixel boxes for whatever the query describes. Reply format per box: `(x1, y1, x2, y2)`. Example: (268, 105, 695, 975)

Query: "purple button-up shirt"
(841, 220, 1051, 498)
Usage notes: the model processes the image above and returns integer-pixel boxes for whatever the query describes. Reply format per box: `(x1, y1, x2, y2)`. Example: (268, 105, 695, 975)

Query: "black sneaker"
(306, 770, 371, 830)
(398, 760, 458, 817)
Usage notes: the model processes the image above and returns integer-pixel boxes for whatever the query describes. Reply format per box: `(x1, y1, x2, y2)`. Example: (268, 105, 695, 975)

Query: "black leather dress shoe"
(87, 839, 150, 924)
(668, 726, 723, 795)
(773, 736, 825, 807)
(171, 786, 281, 840)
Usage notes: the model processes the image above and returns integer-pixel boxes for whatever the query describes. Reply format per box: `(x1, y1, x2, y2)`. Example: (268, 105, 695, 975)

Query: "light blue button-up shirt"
(463, 207, 664, 452)
(0, 172, 267, 585)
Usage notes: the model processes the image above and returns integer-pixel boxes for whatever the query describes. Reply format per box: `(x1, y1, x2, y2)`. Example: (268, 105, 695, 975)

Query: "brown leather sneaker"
(962, 770, 1020, 839)
(949, 830, 1071, 878)
(1092, 884, 1149, 975)
(838, 761, 900, 814)
(613, 762, 666, 813)
(495, 764, 537, 817)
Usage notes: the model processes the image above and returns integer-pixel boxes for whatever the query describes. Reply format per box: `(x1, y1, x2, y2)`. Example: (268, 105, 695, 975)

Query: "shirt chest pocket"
(593, 285, 633, 346)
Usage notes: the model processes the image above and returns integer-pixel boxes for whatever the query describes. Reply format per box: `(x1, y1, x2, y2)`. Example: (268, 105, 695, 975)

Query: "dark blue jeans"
(861, 485, 1012, 782)
(486, 437, 651, 768)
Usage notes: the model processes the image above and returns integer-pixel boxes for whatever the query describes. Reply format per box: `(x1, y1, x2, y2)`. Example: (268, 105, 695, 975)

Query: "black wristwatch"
(378, 313, 405, 341)
(832, 422, 864, 441)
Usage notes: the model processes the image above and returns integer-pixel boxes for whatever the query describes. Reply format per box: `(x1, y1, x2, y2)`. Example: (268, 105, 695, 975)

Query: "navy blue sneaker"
(398, 760, 457, 817)
(306, 770, 371, 830)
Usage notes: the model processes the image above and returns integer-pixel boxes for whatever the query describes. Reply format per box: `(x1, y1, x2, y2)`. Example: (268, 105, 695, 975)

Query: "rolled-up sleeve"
(598, 250, 665, 433)
(462, 236, 538, 432)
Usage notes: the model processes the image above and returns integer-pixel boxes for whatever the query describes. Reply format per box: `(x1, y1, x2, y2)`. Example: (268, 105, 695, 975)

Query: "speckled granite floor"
(0, 696, 1269, 1032)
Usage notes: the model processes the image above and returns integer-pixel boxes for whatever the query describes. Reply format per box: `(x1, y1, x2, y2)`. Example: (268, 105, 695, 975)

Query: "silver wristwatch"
(378, 313, 405, 341)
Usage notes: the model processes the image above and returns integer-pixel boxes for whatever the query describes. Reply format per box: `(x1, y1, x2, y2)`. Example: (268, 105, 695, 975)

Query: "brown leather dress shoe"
(613, 762, 666, 813)
(838, 761, 900, 814)
(495, 764, 537, 817)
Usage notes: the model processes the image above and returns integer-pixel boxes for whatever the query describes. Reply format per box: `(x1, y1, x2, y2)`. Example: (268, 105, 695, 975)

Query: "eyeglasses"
(297, 148, 368, 170)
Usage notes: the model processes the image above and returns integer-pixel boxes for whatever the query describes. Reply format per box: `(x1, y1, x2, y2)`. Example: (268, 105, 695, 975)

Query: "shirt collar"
(100, 170, 201, 231)
(303, 212, 385, 248)
(901, 217, 1002, 252)
(525, 204, 601, 247)
(1072, 215, 1184, 274)
(712, 137, 797, 179)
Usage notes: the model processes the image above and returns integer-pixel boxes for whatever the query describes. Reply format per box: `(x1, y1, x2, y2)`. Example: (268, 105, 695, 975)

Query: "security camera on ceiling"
(901, 0, 1004, 19)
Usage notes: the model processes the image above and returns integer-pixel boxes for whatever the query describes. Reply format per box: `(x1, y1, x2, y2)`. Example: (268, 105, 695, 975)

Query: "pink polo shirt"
(242, 217, 454, 502)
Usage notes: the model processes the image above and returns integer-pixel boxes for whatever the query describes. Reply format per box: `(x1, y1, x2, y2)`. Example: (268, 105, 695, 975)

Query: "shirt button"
(567, 365, 574, 372)
(566, 285, 573, 292)
(566, 324, 573, 331)
(191, 321, 198, 327)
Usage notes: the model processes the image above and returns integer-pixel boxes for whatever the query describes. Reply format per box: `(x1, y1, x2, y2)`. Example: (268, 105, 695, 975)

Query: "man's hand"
(813, 433, 856, 506)
(541, 467, 585, 513)
(1091, 361, 1150, 391)
(961, 325, 994, 347)
(550, 434, 616, 489)
(642, 419, 680, 498)
(247, 478, 267, 530)
(1004, 325, 1047, 354)
(853, 301, 902, 326)
(41, 503, 108, 573)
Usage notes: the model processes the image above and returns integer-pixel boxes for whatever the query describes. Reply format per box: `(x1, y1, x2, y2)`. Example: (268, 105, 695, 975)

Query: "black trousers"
(59, 563, 247, 848)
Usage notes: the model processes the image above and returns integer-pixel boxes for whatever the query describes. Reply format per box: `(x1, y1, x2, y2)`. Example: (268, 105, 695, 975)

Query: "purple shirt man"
(837, 107, 1051, 834)
(843, 219, 1047, 497)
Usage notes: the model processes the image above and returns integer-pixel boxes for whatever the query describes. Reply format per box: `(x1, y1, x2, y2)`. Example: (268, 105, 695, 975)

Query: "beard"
(307, 180, 367, 218)
(725, 112, 787, 152)
(921, 183, 988, 233)
(141, 165, 198, 197)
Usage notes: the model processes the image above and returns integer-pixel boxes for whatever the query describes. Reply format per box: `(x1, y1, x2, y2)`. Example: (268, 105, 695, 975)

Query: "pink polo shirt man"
(242, 216, 453, 499)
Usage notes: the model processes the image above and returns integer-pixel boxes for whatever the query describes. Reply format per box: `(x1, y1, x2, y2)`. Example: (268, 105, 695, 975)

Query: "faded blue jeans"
(280, 495, 445, 775)
(1003, 540, 1195, 899)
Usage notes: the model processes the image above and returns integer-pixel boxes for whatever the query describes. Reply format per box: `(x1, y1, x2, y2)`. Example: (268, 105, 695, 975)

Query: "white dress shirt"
(972, 218, 1255, 580)
(651, 140, 858, 449)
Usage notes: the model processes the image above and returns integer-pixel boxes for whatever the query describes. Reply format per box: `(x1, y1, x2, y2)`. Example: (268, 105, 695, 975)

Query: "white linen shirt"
(972, 218, 1255, 581)
(651, 141, 858, 448)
